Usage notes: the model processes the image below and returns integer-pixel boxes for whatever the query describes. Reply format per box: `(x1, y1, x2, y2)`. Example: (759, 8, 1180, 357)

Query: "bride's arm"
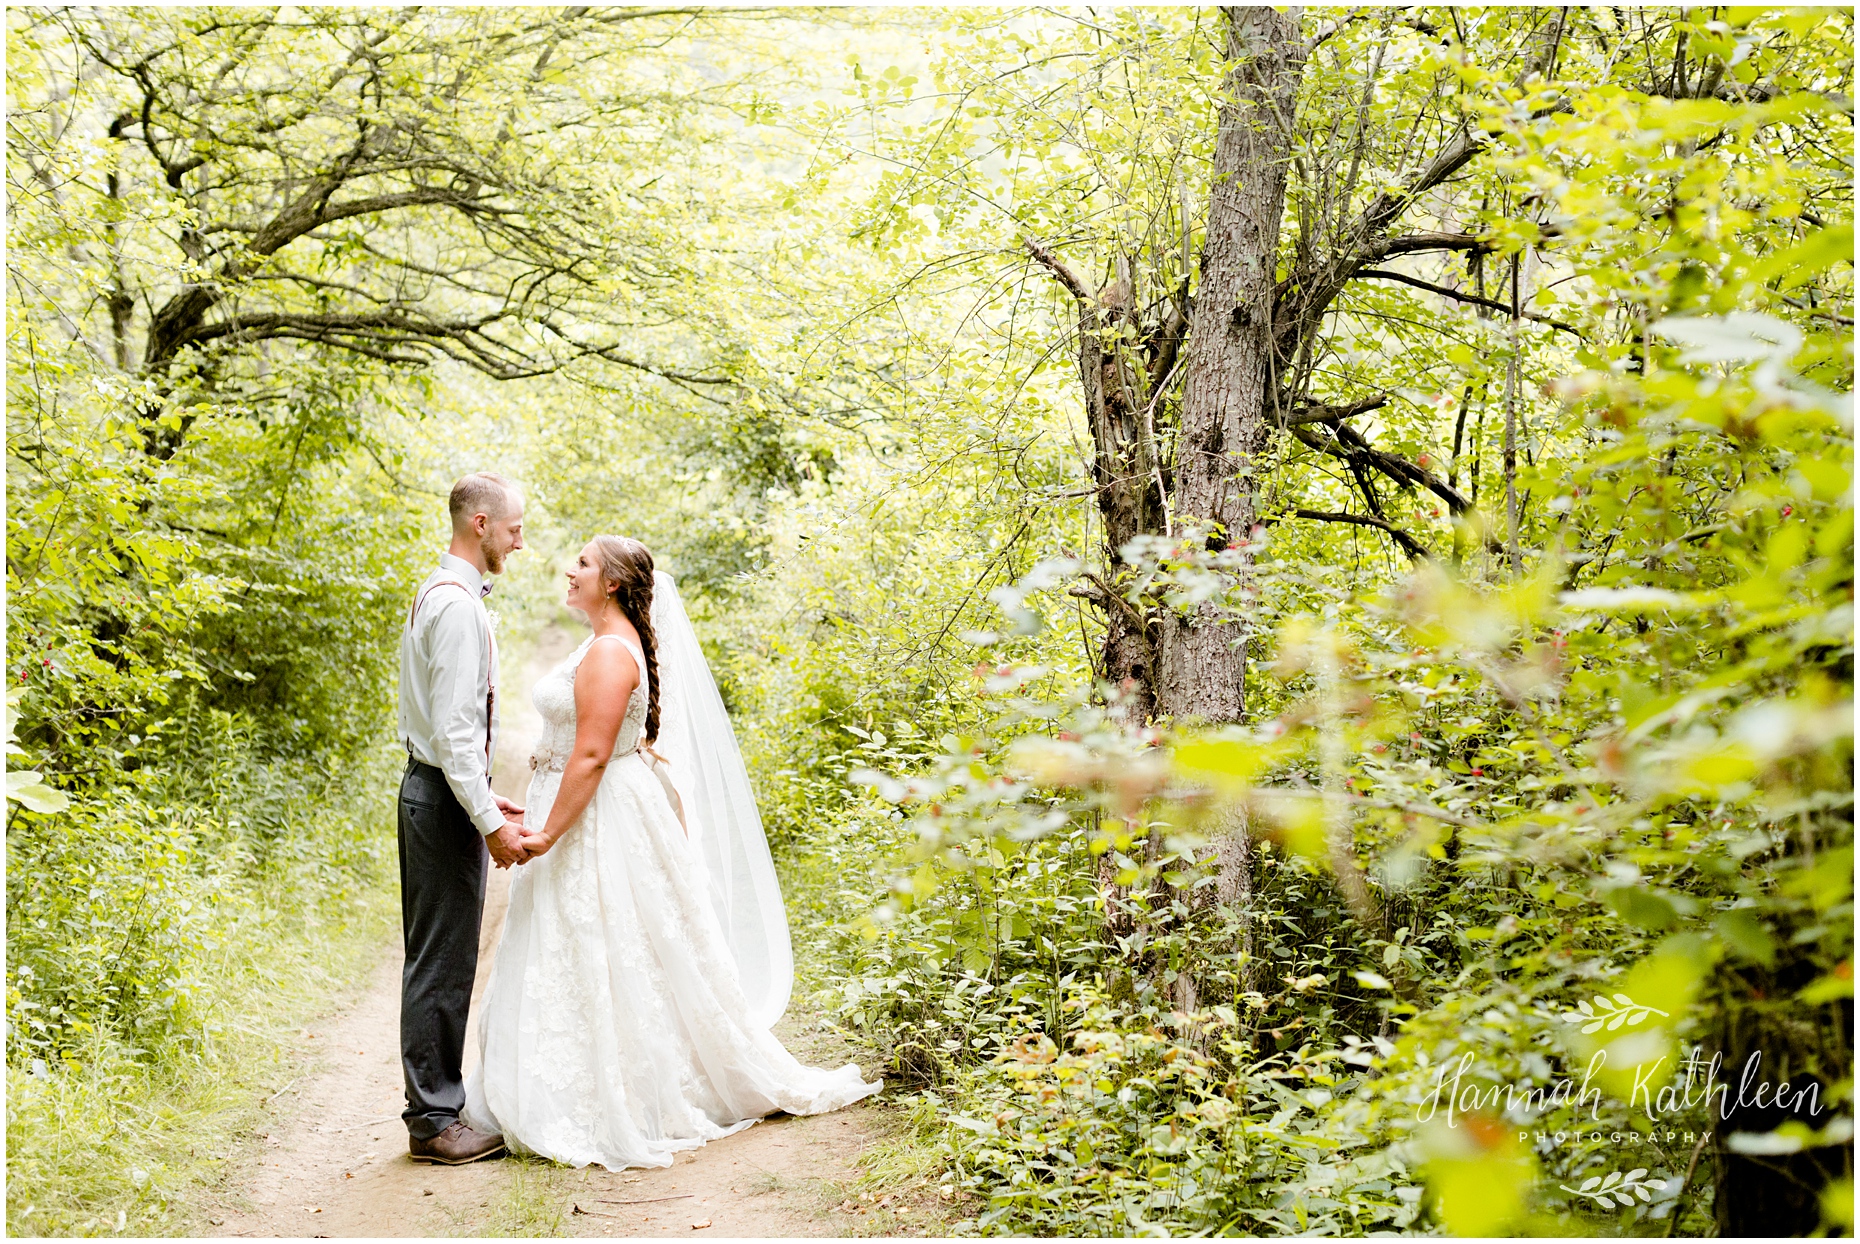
(518, 642, 637, 857)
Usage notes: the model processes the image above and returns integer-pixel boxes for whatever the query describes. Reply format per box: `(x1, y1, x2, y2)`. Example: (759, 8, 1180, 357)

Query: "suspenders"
(409, 577, 496, 765)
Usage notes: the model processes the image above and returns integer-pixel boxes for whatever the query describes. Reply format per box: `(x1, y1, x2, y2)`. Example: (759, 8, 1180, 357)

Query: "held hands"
(487, 796, 536, 869)
(488, 800, 555, 866)
(487, 818, 529, 869)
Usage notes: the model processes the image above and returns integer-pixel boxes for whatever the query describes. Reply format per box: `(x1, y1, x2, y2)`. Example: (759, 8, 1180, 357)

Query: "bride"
(462, 534, 879, 1169)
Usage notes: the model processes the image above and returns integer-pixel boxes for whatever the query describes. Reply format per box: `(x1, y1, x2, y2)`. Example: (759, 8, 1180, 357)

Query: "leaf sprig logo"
(1559, 1168, 1669, 1208)
(1561, 993, 1670, 1034)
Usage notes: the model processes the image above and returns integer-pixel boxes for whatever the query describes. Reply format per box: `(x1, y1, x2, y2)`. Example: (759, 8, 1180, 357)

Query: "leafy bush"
(784, 304, 1852, 1236)
(7, 725, 396, 1062)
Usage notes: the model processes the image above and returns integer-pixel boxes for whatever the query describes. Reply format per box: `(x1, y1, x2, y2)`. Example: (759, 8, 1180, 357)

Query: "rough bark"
(1159, 6, 1306, 725)
(1024, 239, 1180, 953)
(1025, 241, 1182, 725)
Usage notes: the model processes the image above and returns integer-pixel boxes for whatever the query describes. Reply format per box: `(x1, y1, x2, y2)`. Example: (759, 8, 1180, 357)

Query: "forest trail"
(205, 624, 902, 1239)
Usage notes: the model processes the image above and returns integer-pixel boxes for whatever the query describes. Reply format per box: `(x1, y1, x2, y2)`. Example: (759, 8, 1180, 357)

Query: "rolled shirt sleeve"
(423, 593, 505, 836)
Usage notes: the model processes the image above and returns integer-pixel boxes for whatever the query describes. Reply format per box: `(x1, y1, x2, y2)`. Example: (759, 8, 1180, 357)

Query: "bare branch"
(1292, 420, 1473, 514)
(1284, 508, 1430, 561)
(1352, 268, 1580, 335)
(1282, 393, 1389, 426)
(1023, 237, 1092, 304)
(1379, 232, 1494, 257)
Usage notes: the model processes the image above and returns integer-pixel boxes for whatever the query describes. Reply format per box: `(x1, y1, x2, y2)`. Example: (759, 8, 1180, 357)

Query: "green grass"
(454, 1156, 569, 1237)
(5, 865, 398, 1236)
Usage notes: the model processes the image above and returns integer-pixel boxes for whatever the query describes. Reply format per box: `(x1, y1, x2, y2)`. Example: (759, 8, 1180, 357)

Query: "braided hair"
(590, 535, 661, 745)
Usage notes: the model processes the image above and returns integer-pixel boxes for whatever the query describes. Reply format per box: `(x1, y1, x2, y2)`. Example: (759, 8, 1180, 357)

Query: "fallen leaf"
(691, 1220, 711, 1231)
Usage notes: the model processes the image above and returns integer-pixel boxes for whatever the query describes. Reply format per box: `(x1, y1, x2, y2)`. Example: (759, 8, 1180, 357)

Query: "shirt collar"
(438, 552, 492, 598)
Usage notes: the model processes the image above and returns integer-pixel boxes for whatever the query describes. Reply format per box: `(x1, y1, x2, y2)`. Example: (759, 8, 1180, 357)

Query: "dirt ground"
(202, 624, 936, 1239)
(203, 873, 899, 1238)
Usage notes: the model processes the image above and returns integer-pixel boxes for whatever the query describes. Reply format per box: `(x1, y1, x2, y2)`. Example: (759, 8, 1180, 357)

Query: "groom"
(395, 472, 529, 1165)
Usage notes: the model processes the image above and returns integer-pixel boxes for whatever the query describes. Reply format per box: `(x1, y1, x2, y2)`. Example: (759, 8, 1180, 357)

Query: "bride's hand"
(518, 830, 554, 858)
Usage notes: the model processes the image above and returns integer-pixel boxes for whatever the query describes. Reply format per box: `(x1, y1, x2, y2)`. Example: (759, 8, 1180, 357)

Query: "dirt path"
(206, 624, 920, 1238)
(207, 883, 893, 1238)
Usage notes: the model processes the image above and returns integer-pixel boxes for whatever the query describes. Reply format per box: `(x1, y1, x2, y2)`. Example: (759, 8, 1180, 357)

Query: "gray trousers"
(397, 758, 488, 1141)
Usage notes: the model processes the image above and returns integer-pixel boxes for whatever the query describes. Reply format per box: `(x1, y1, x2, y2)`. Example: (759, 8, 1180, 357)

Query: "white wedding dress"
(462, 631, 879, 1169)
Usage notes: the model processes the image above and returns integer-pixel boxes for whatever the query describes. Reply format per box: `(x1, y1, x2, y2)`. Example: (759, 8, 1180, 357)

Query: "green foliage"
(758, 9, 1854, 1237)
(7, 11, 446, 1226)
(818, 311, 1850, 1235)
(6, 797, 398, 1236)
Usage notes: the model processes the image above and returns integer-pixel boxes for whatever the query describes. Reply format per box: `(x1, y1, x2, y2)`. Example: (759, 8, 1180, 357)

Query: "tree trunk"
(1026, 241, 1182, 727)
(1158, 5, 1304, 725)
(1026, 246, 1180, 952)
(1154, 6, 1304, 989)
(1077, 287, 1168, 725)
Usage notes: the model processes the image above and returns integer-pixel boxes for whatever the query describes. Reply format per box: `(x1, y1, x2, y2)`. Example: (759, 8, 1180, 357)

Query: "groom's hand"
(494, 795, 526, 825)
(488, 818, 528, 868)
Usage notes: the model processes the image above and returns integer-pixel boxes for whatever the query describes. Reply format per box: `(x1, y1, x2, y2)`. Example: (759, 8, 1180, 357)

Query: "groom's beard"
(482, 539, 506, 575)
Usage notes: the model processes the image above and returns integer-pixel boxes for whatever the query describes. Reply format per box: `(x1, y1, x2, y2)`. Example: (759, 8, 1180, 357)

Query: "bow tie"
(480, 580, 494, 599)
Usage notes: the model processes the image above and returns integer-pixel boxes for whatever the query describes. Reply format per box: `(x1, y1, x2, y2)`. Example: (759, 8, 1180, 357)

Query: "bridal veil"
(648, 570, 794, 1028)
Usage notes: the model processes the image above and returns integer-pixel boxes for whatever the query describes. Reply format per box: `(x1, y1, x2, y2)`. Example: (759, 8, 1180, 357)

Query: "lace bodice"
(530, 634, 649, 773)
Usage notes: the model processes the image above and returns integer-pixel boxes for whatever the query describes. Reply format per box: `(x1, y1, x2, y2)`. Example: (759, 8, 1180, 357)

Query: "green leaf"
(1750, 224, 1854, 291)
(6, 771, 69, 814)
(1715, 908, 1777, 968)
(1604, 886, 1693, 930)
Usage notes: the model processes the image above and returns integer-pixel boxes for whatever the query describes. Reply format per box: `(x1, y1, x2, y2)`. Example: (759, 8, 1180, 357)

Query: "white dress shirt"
(398, 553, 502, 836)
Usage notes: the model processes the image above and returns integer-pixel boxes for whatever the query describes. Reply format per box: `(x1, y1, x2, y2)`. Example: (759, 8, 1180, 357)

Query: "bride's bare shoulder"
(576, 633, 640, 691)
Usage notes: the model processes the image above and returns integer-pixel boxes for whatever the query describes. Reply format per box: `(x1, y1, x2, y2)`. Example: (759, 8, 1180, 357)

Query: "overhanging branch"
(1379, 232, 1494, 258)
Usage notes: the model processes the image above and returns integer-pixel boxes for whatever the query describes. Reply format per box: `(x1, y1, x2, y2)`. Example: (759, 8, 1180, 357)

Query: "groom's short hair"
(449, 472, 517, 529)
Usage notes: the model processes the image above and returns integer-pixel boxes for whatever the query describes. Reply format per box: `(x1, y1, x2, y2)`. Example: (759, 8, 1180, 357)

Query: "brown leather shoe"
(409, 1120, 506, 1165)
